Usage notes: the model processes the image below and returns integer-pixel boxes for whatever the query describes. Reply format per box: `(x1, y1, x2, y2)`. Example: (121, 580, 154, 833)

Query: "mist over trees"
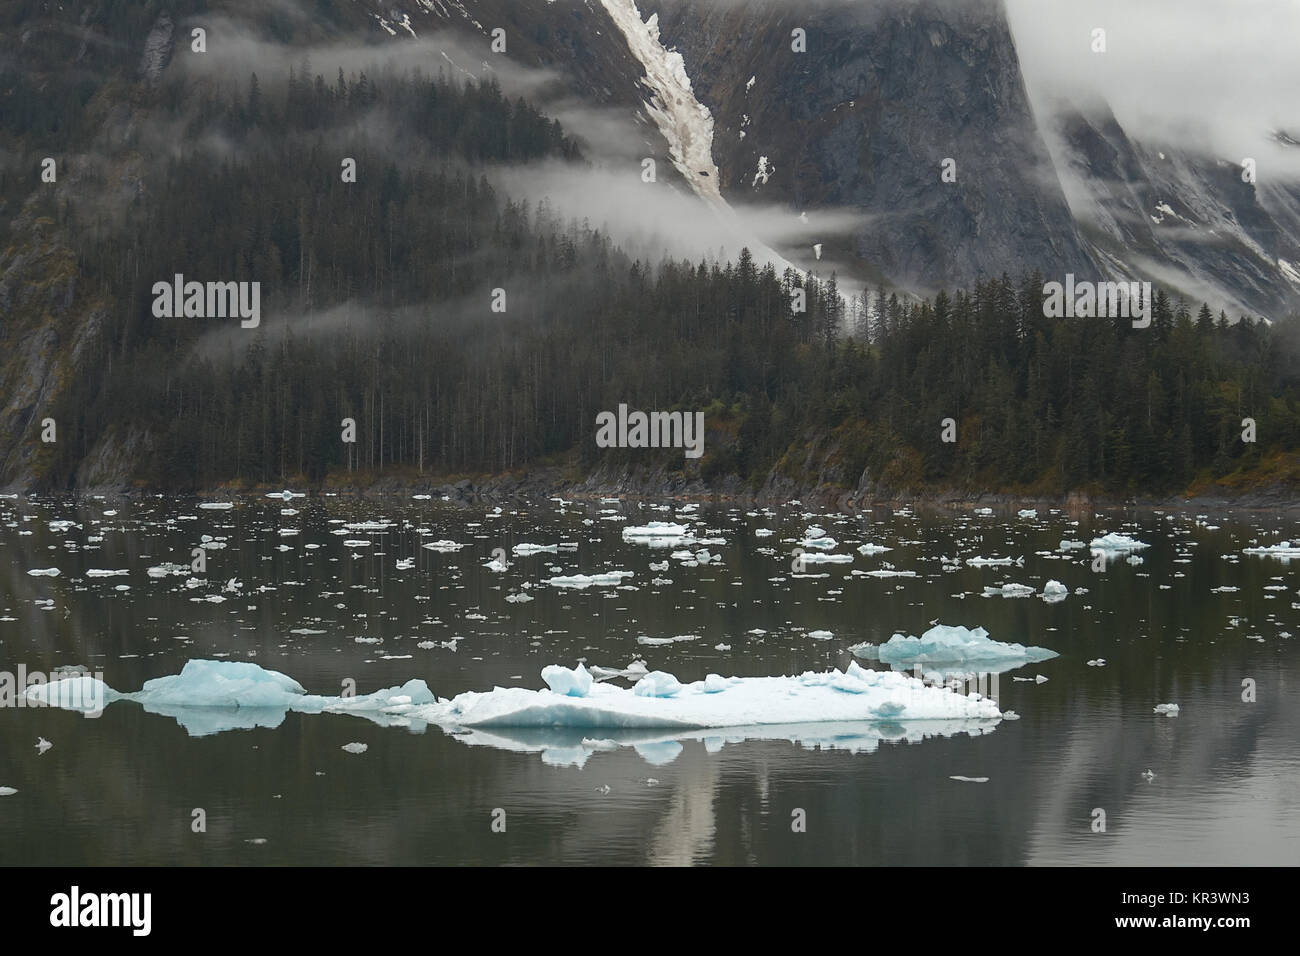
(9, 64, 1300, 495)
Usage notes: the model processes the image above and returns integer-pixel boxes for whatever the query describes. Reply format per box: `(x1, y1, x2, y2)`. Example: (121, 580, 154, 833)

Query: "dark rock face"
(641, 0, 1097, 290)
(1048, 97, 1300, 318)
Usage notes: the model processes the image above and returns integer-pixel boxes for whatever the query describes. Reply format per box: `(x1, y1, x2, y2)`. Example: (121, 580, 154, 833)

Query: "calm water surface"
(1, 495, 1297, 865)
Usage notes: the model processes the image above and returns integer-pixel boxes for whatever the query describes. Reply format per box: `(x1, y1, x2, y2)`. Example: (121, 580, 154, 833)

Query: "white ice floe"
(512, 543, 558, 555)
(27, 568, 60, 576)
(421, 540, 465, 552)
(27, 660, 434, 736)
(1153, 703, 1180, 717)
(877, 624, 1058, 666)
(1041, 580, 1070, 603)
(198, 502, 233, 510)
(622, 522, 695, 546)
(968, 556, 1016, 567)
(982, 583, 1036, 598)
(950, 775, 989, 783)
(1243, 541, 1300, 559)
(799, 552, 853, 564)
(341, 742, 368, 754)
(636, 634, 700, 646)
(0, 788, 16, 796)
(1090, 532, 1150, 553)
(857, 543, 893, 555)
(545, 571, 634, 589)
(419, 659, 1003, 729)
(35, 658, 1005, 738)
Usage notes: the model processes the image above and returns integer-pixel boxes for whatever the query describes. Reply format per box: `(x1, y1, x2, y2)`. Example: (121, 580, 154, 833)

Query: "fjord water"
(1, 497, 1296, 866)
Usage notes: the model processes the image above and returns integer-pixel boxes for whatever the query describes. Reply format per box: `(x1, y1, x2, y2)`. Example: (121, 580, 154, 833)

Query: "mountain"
(3, 0, 1300, 495)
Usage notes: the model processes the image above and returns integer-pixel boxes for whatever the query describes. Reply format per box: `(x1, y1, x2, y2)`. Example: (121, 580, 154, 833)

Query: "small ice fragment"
(1086, 658, 1106, 666)
(596, 784, 611, 795)
(341, 742, 369, 754)
(581, 738, 619, 751)
(542, 663, 593, 697)
(808, 629, 834, 640)
(1153, 703, 1179, 717)
(1141, 769, 1156, 780)
(36, 737, 52, 754)
(1000, 711, 1019, 720)
(1034, 675, 1048, 683)
(0, 787, 17, 796)
(950, 775, 989, 783)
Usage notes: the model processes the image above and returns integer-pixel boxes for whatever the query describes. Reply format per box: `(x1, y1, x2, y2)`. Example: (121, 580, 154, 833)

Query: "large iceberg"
(30, 657, 1004, 735)
(414, 660, 1002, 729)
(875, 624, 1058, 666)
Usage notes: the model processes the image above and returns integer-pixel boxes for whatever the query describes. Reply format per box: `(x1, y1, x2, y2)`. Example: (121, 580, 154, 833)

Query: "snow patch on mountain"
(599, 0, 723, 208)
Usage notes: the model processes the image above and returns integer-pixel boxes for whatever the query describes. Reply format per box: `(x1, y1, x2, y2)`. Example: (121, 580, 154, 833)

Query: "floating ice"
(545, 571, 633, 589)
(1041, 580, 1070, 603)
(27, 568, 60, 576)
(968, 556, 1015, 567)
(950, 775, 989, 783)
(29, 660, 436, 736)
(36, 737, 52, 754)
(0, 788, 17, 796)
(542, 663, 594, 697)
(419, 659, 1003, 729)
(799, 552, 853, 564)
(341, 742, 368, 754)
(513, 543, 558, 555)
(857, 543, 892, 555)
(1090, 532, 1150, 553)
(808, 629, 834, 640)
(877, 624, 1058, 665)
(1243, 541, 1300, 558)
(198, 502, 233, 510)
(633, 671, 683, 697)
(421, 540, 465, 552)
(982, 583, 1036, 598)
(622, 522, 694, 546)
(1153, 703, 1180, 717)
(800, 536, 838, 550)
(637, 634, 699, 646)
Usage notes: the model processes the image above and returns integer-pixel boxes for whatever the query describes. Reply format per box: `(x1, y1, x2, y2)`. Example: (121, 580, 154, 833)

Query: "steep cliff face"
(639, 0, 1096, 289)
(1044, 97, 1300, 318)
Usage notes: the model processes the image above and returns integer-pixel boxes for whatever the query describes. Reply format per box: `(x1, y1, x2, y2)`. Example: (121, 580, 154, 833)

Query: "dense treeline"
(18, 67, 1300, 494)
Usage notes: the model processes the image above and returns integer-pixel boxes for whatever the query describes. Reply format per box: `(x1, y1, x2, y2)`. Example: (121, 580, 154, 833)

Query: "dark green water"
(0, 495, 1296, 865)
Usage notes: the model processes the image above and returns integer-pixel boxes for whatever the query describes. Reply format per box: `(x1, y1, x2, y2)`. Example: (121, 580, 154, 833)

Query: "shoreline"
(18, 465, 1299, 515)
